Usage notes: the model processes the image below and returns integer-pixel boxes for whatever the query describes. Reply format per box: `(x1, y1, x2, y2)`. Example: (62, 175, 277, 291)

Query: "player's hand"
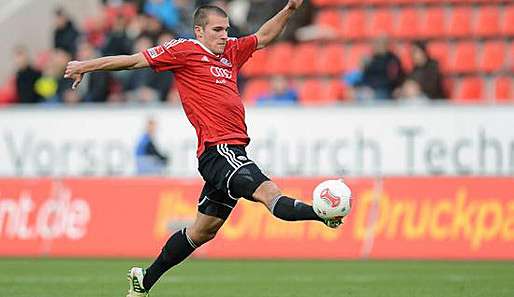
(287, 0, 303, 10)
(64, 61, 84, 90)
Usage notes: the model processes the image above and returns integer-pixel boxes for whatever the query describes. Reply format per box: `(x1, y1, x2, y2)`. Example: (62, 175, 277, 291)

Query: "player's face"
(198, 14, 229, 55)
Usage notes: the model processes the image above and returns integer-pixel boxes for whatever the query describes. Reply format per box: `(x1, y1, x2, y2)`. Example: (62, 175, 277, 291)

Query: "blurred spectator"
(173, 0, 195, 38)
(124, 36, 173, 103)
(13, 46, 42, 104)
(358, 36, 405, 100)
(397, 78, 430, 104)
(83, 15, 107, 48)
(34, 49, 72, 103)
(256, 75, 298, 106)
(246, 0, 284, 34)
(281, 0, 315, 42)
(54, 8, 80, 57)
(210, 0, 244, 37)
(135, 117, 169, 175)
(53, 49, 74, 102)
(155, 33, 176, 102)
(241, 0, 314, 41)
(76, 41, 111, 103)
(144, 0, 179, 31)
(102, 15, 133, 56)
(142, 14, 166, 44)
(408, 41, 447, 100)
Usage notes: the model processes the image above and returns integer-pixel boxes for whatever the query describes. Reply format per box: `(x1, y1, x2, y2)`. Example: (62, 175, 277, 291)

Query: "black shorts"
(197, 144, 270, 220)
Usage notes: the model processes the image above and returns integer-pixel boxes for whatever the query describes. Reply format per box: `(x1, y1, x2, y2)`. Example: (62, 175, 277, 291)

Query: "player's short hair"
(193, 5, 228, 29)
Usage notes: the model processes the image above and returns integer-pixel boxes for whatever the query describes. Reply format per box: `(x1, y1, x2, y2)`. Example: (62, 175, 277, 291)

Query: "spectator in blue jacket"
(135, 117, 169, 175)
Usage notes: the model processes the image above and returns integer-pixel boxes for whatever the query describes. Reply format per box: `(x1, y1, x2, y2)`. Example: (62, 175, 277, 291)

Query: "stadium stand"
(317, 44, 345, 75)
(394, 8, 420, 39)
(494, 76, 512, 101)
(341, 9, 366, 40)
(479, 41, 506, 73)
(2, 0, 513, 105)
(453, 76, 484, 102)
(368, 9, 394, 37)
(420, 7, 446, 38)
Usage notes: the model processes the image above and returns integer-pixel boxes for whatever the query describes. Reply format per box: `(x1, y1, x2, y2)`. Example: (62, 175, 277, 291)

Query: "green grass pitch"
(2, 258, 514, 297)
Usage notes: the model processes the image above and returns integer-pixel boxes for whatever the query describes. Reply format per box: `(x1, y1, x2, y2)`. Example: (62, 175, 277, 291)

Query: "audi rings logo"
(210, 66, 232, 79)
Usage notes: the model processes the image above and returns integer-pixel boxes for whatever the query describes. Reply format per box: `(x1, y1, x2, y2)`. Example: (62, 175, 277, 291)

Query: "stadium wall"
(0, 177, 513, 259)
(1, 105, 514, 177)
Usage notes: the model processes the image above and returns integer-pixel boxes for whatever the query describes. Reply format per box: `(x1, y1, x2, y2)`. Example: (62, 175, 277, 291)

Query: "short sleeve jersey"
(142, 35, 258, 157)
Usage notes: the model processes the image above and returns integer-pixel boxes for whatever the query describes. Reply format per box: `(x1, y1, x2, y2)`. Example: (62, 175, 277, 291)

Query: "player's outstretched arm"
(254, 0, 303, 50)
(64, 52, 149, 89)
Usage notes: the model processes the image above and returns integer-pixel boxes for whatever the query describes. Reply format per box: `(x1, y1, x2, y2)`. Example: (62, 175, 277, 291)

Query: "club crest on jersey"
(147, 46, 164, 58)
(220, 57, 232, 67)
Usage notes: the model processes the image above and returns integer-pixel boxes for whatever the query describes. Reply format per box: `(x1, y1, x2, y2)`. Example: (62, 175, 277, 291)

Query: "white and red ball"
(312, 179, 352, 219)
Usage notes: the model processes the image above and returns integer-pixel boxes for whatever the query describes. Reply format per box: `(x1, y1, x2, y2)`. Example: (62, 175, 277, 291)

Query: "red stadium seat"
(346, 43, 371, 71)
(315, 9, 342, 34)
(299, 79, 339, 105)
(479, 41, 506, 73)
(493, 76, 512, 101)
(0, 76, 17, 105)
(336, 0, 362, 5)
(317, 44, 345, 75)
(396, 44, 413, 72)
(421, 8, 446, 38)
(503, 5, 514, 37)
(510, 41, 514, 72)
(290, 43, 318, 76)
(450, 42, 477, 74)
(474, 6, 500, 37)
(341, 9, 367, 40)
(452, 77, 484, 102)
(448, 7, 472, 38)
(312, 0, 340, 7)
(367, 0, 394, 5)
(242, 79, 270, 104)
(326, 79, 345, 101)
(428, 42, 450, 73)
(395, 9, 420, 39)
(266, 43, 293, 75)
(368, 9, 394, 37)
(299, 79, 325, 104)
(240, 48, 268, 76)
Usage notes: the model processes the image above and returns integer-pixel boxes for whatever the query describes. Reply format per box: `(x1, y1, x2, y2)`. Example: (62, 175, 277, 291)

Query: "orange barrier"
(0, 177, 512, 259)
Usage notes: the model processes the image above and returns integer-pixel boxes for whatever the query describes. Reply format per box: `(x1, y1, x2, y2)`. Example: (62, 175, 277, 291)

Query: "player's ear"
(194, 25, 204, 39)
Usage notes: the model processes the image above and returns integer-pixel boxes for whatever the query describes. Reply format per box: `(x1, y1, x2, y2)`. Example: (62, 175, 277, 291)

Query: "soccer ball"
(312, 179, 352, 219)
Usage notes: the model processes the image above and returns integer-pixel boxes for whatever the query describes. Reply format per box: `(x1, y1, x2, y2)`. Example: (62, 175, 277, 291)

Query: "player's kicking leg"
(126, 212, 225, 297)
(252, 180, 344, 228)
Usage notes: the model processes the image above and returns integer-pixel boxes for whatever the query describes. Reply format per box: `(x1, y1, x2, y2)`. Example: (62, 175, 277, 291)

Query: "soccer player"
(64, 1, 344, 296)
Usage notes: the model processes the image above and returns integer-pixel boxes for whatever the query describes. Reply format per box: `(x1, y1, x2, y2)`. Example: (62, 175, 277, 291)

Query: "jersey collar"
(189, 39, 220, 57)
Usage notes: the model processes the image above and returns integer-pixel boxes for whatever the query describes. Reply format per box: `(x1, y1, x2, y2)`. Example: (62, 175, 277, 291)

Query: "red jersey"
(142, 35, 258, 157)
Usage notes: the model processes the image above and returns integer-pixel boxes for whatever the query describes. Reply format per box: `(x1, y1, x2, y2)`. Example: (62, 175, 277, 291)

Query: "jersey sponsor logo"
(147, 46, 165, 58)
(210, 66, 232, 79)
(163, 38, 187, 49)
(220, 57, 232, 67)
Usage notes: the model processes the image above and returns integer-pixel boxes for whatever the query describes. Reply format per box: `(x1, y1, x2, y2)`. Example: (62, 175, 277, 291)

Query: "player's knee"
(228, 164, 270, 199)
(252, 181, 281, 208)
(188, 226, 219, 245)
